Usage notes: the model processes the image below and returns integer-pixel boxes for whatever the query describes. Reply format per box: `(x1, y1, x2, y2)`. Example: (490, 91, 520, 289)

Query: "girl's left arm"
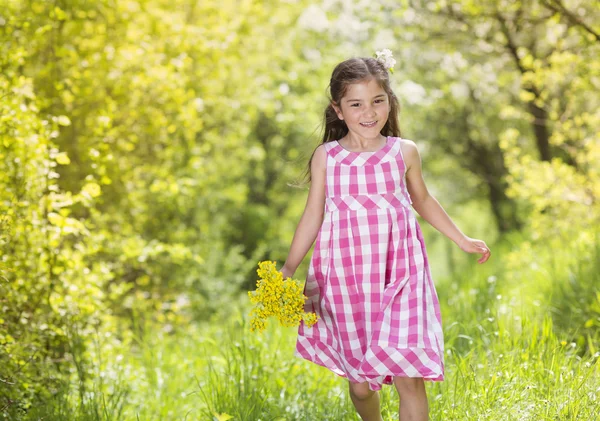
(402, 139, 491, 264)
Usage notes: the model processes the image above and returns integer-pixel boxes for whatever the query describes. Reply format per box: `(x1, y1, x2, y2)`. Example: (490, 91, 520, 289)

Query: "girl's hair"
(302, 57, 402, 184)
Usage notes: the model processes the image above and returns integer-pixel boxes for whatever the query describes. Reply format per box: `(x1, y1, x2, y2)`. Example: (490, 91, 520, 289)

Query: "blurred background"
(1, 0, 599, 420)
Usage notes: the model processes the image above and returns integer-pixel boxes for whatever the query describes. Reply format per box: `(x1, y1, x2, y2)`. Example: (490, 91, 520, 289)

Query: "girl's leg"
(348, 381, 384, 421)
(393, 376, 428, 421)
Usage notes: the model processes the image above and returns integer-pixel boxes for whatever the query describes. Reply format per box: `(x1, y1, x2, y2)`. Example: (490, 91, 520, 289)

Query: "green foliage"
(0, 69, 87, 415)
(0, 0, 346, 414)
(1, 0, 598, 417)
(375, 0, 599, 234)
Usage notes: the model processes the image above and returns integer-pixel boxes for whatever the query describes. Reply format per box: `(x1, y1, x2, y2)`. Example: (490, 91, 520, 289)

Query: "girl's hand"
(280, 264, 295, 280)
(458, 236, 491, 264)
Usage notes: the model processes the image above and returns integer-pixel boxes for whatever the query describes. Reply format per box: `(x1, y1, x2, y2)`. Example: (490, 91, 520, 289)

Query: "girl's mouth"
(360, 121, 377, 127)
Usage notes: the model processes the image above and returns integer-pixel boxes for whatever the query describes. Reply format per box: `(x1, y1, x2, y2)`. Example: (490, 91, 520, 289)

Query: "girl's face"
(333, 77, 391, 141)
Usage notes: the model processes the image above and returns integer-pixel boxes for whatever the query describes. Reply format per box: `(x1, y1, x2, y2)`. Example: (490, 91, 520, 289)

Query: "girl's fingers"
(470, 240, 490, 263)
(478, 246, 491, 263)
(463, 239, 491, 263)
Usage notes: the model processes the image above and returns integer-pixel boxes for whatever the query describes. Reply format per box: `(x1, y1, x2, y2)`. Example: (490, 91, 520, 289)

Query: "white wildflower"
(375, 48, 397, 73)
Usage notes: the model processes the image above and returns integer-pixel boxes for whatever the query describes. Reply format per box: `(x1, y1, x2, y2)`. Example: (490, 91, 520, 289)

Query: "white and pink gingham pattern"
(294, 136, 445, 391)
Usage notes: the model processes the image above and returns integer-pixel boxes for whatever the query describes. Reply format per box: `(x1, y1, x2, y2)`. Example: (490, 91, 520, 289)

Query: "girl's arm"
(281, 145, 327, 277)
(401, 139, 491, 264)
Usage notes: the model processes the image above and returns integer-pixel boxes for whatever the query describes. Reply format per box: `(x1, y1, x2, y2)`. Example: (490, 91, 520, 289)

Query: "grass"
(21, 235, 600, 421)
(27, 308, 599, 420)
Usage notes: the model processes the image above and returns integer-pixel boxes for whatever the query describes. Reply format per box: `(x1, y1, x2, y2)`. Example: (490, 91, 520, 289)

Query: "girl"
(280, 54, 491, 421)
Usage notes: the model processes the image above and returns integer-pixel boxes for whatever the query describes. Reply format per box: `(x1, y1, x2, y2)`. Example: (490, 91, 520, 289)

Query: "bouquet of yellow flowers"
(247, 260, 319, 333)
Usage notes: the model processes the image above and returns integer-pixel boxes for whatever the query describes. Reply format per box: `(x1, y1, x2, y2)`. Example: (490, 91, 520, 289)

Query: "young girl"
(280, 54, 491, 421)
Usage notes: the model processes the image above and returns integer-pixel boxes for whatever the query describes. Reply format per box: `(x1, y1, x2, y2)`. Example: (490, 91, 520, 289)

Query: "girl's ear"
(331, 102, 344, 120)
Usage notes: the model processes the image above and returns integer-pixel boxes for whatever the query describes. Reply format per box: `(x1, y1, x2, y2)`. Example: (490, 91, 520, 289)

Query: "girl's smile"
(360, 120, 378, 128)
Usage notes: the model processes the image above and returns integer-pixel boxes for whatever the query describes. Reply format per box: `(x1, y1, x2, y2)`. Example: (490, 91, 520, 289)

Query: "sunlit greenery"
(1, 0, 598, 420)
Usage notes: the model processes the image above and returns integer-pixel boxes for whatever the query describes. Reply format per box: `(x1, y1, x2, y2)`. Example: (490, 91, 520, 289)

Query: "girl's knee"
(348, 381, 375, 401)
(393, 376, 425, 396)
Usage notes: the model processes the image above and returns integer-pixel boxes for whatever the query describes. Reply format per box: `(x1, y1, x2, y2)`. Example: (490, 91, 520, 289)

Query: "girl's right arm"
(281, 144, 327, 278)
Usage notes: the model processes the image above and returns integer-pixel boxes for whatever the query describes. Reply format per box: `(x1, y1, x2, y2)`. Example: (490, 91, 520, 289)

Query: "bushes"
(549, 236, 600, 355)
(0, 1, 322, 416)
(0, 73, 85, 417)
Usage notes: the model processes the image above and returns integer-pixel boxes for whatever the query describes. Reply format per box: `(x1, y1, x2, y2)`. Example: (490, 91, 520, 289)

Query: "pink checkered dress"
(294, 136, 445, 391)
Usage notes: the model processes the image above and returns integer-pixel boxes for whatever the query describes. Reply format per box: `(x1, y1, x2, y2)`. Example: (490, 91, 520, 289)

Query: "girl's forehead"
(342, 78, 386, 98)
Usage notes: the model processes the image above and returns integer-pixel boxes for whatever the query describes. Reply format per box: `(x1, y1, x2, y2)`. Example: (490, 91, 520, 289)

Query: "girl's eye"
(375, 99, 385, 103)
(350, 103, 360, 107)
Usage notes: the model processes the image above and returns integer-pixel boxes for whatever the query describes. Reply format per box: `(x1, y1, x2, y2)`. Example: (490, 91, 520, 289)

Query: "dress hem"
(295, 335, 444, 391)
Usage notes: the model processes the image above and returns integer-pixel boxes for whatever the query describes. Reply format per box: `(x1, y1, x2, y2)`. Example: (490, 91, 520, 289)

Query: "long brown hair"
(302, 57, 402, 184)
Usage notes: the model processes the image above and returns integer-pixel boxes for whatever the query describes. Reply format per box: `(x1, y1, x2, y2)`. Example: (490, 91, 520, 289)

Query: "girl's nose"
(365, 106, 376, 117)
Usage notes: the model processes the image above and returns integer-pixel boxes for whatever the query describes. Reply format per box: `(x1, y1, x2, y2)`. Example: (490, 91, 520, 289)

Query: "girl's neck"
(338, 134, 387, 152)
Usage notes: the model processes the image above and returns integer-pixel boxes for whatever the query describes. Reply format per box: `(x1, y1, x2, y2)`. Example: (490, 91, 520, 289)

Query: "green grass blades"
(25, 303, 599, 420)
(21, 237, 600, 421)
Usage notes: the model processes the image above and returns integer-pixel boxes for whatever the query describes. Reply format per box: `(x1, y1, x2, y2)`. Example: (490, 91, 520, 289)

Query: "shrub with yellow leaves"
(247, 260, 319, 333)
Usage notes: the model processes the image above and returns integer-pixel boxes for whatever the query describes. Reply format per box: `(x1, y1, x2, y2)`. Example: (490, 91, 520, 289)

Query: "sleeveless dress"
(294, 136, 445, 391)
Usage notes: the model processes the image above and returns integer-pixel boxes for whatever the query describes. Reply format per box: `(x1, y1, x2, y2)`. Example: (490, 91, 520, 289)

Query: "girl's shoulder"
(392, 136, 413, 155)
(310, 143, 328, 172)
(394, 136, 416, 148)
(313, 143, 328, 161)
(395, 137, 421, 170)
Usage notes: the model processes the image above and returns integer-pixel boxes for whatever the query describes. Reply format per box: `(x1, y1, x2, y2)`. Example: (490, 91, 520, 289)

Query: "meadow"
(20, 233, 600, 421)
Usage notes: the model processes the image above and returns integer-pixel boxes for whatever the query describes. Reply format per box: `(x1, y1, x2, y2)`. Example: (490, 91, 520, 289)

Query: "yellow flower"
(248, 260, 320, 333)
